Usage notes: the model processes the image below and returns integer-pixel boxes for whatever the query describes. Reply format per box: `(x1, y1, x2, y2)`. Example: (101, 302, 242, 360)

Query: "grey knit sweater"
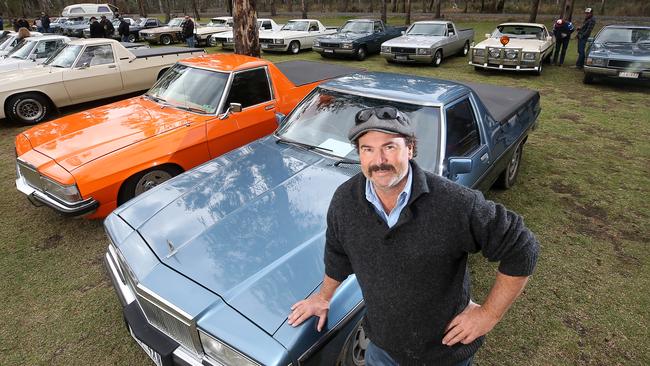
(325, 161, 539, 365)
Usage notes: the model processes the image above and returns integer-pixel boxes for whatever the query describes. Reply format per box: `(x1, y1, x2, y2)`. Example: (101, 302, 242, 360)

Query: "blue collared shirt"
(365, 166, 412, 228)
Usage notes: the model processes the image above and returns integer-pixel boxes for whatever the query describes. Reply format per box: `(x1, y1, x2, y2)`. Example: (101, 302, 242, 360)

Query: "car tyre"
(583, 72, 595, 84)
(495, 141, 524, 189)
(118, 165, 183, 205)
(355, 46, 367, 61)
(459, 41, 470, 56)
(127, 34, 137, 43)
(160, 34, 172, 45)
(432, 49, 443, 67)
(535, 62, 543, 75)
(6, 93, 51, 125)
(289, 40, 300, 54)
(340, 322, 369, 366)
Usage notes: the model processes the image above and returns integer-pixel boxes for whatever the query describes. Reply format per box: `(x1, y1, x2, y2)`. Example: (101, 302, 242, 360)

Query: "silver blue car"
(104, 72, 540, 366)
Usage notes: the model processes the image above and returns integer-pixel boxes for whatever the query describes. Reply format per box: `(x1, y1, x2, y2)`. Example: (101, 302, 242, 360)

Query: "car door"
(305, 21, 320, 47)
(445, 23, 459, 55)
(206, 67, 277, 158)
(442, 96, 490, 189)
(62, 44, 124, 103)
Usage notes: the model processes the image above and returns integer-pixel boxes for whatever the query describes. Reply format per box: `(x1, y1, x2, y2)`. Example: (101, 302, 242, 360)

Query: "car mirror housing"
(447, 158, 472, 180)
(219, 102, 242, 120)
(275, 112, 286, 126)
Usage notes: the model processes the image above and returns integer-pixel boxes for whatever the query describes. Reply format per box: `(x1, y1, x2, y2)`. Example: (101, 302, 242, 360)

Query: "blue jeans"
(365, 341, 474, 366)
(576, 37, 588, 67)
(186, 36, 195, 48)
(121, 34, 129, 42)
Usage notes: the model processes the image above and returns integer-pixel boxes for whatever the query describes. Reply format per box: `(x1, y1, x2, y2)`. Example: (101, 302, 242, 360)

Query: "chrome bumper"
(584, 65, 649, 79)
(261, 43, 288, 52)
(469, 61, 540, 71)
(15, 175, 98, 217)
(381, 52, 433, 63)
(313, 46, 355, 55)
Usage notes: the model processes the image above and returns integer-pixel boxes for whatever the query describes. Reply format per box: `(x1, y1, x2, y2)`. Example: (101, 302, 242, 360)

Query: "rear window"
(69, 7, 84, 14)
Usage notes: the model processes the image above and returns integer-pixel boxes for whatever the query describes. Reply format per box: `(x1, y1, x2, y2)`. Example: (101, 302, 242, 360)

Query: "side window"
(35, 40, 60, 58)
(98, 6, 110, 12)
(224, 68, 272, 109)
(262, 21, 272, 30)
(447, 24, 455, 35)
(146, 20, 157, 26)
(70, 7, 83, 14)
(445, 98, 480, 159)
(374, 21, 383, 32)
(76, 45, 115, 67)
(309, 22, 318, 31)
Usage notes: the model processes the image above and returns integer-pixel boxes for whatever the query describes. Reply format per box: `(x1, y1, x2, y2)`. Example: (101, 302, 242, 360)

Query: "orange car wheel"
(118, 165, 183, 205)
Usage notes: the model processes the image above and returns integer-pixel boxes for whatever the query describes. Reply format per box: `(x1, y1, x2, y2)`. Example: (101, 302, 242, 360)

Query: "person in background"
(89, 16, 104, 38)
(17, 17, 29, 30)
(181, 15, 195, 48)
(575, 7, 596, 69)
(15, 27, 31, 48)
(100, 15, 114, 38)
(552, 18, 575, 66)
(0, 13, 4, 31)
(118, 16, 130, 42)
(35, 16, 43, 32)
(41, 12, 50, 33)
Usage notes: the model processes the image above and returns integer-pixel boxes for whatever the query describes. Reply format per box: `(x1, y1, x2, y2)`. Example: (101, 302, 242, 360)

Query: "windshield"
(0, 35, 17, 51)
(168, 18, 184, 27)
(276, 88, 440, 168)
(596, 27, 650, 43)
(407, 23, 446, 36)
(0, 32, 11, 44)
(282, 21, 309, 31)
(7, 39, 37, 59)
(208, 18, 229, 27)
(66, 18, 87, 25)
(493, 25, 543, 40)
(340, 21, 372, 33)
(44, 44, 82, 68)
(146, 64, 229, 114)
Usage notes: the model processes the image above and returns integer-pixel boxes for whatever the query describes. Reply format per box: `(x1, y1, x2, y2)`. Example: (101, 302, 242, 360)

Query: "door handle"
(480, 153, 489, 163)
(264, 105, 275, 111)
(108, 65, 117, 69)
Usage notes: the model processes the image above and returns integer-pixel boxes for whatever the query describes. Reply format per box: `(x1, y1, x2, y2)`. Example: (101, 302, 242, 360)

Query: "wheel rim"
(161, 36, 171, 45)
(463, 43, 469, 55)
(351, 326, 369, 365)
(435, 51, 442, 65)
(358, 48, 365, 60)
(16, 98, 45, 122)
(128, 35, 135, 42)
(209, 37, 216, 46)
(508, 145, 521, 179)
(134, 170, 173, 196)
(291, 42, 299, 53)
(538, 63, 543, 74)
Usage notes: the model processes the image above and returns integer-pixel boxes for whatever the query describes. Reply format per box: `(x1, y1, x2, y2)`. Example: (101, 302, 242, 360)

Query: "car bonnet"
(117, 137, 353, 335)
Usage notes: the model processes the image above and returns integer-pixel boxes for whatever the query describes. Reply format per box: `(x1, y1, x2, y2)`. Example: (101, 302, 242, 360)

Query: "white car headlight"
(341, 42, 353, 49)
(200, 331, 260, 366)
(381, 46, 390, 53)
(523, 52, 537, 61)
(274, 39, 284, 44)
(313, 40, 320, 47)
(505, 50, 518, 60)
(41, 176, 82, 203)
(586, 57, 605, 66)
(417, 48, 432, 55)
(226, 38, 233, 43)
(489, 49, 500, 58)
(473, 48, 485, 57)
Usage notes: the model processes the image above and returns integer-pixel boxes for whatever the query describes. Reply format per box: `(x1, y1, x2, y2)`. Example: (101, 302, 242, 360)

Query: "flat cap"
(348, 106, 415, 142)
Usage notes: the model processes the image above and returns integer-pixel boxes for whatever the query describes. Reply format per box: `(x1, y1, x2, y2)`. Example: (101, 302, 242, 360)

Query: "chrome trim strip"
(297, 300, 365, 363)
(135, 283, 194, 323)
(174, 346, 205, 366)
(105, 249, 136, 306)
(319, 85, 445, 107)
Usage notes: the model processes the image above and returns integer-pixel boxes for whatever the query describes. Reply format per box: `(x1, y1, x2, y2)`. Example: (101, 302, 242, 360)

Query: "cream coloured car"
(469, 22, 555, 75)
(0, 38, 204, 125)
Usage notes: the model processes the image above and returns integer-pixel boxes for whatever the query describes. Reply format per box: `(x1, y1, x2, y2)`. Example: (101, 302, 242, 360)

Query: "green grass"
(1, 19, 649, 366)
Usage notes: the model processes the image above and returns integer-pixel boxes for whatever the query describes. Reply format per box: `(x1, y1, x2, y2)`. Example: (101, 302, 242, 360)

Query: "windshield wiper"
(144, 94, 167, 104)
(333, 158, 359, 166)
(175, 105, 209, 114)
(275, 136, 333, 153)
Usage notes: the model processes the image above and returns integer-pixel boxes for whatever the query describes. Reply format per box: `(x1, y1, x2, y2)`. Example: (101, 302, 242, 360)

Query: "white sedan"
(0, 35, 71, 73)
(260, 19, 337, 54)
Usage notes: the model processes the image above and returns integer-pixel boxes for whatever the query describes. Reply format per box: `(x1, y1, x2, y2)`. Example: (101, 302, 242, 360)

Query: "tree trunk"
(435, 0, 441, 18)
(480, 0, 485, 12)
(301, 0, 307, 18)
(405, 0, 411, 24)
(288, 0, 293, 12)
(233, 0, 260, 57)
(600, 0, 605, 15)
(381, 0, 387, 23)
(368, 0, 373, 13)
(528, 0, 540, 22)
(137, 0, 147, 16)
(270, 0, 276, 15)
(226, 0, 233, 15)
(192, 0, 200, 20)
(464, 0, 469, 13)
(391, 0, 397, 13)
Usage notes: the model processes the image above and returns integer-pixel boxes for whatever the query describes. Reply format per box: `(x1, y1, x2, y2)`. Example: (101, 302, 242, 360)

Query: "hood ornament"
(166, 239, 178, 258)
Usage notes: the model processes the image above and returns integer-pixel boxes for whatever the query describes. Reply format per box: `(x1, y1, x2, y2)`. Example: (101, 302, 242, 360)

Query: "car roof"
(413, 20, 450, 25)
(68, 38, 119, 46)
(180, 53, 269, 72)
(288, 19, 318, 22)
(499, 22, 545, 28)
(602, 24, 650, 30)
(26, 35, 70, 41)
(320, 72, 470, 106)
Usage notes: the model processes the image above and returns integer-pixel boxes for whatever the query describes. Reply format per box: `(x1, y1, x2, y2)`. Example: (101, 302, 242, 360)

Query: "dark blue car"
(104, 72, 540, 366)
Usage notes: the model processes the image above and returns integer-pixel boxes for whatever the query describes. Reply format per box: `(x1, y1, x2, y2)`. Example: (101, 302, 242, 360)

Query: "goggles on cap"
(355, 106, 407, 125)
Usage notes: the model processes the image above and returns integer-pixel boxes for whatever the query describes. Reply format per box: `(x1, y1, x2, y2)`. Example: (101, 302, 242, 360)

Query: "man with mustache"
(288, 106, 539, 365)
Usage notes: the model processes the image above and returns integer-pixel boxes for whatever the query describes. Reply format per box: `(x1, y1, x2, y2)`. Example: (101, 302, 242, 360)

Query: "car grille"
(320, 42, 339, 48)
(391, 47, 416, 54)
(16, 160, 42, 190)
(259, 38, 273, 44)
(607, 59, 650, 70)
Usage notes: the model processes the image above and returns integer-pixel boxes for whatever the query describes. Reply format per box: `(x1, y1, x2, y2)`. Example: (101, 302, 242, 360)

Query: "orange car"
(15, 54, 360, 218)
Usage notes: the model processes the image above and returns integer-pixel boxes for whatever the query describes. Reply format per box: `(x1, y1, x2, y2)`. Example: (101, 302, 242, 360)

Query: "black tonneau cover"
(131, 47, 204, 58)
(459, 81, 538, 123)
(275, 60, 364, 87)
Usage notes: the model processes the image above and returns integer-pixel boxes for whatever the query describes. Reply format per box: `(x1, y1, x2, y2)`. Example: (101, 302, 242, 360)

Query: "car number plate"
(129, 326, 163, 366)
(618, 71, 639, 78)
(396, 55, 408, 60)
(324, 49, 334, 53)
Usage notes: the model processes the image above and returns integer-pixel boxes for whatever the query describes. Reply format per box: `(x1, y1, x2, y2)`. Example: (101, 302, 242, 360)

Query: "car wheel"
(118, 165, 182, 205)
(459, 41, 470, 56)
(208, 36, 217, 47)
(341, 323, 369, 366)
(355, 46, 367, 61)
(289, 40, 300, 54)
(127, 34, 137, 43)
(6, 93, 51, 125)
(495, 141, 524, 189)
(432, 49, 443, 67)
(160, 34, 172, 45)
(535, 62, 543, 75)
(583, 72, 595, 84)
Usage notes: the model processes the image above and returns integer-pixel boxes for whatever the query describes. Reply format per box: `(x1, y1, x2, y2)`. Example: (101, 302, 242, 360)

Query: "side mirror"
(547, 35, 553, 41)
(485, 33, 491, 39)
(28, 53, 37, 61)
(219, 102, 242, 120)
(587, 36, 594, 43)
(77, 62, 89, 69)
(400, 30, 405, 35)
(447, 158, 472, 180)
(275, 112, 286, 126)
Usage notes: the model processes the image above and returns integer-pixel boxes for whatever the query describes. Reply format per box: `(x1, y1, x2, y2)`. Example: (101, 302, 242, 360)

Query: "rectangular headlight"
(341, 42, 353, 49)
(473, 48, 485, 57)
(381, 46, 390, 53)
(523, 52, 536, 61)
(274, 39, 284, 44)
(586, 57, 605, 66)
(199, 331, 260, 366)
(417, 48, 432, 55)
(40, 176, 82, 203)
(313, 40, 320, 47)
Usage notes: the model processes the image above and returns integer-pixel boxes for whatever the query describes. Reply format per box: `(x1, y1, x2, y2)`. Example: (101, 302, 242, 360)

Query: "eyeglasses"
(355, 106, 406, 125)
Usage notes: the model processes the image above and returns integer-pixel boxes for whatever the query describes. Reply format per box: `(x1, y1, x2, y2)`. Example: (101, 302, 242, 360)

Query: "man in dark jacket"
(576, 7, 596, 68)
(118, 17, 130, 42)
(181, 15, 195, 48)
(100, 15, 114, 38)
(89, 17, 104, 38)
(288, 107, 539, 366)
(552, 18, 575, 66)
(41, 12, 50, 33)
